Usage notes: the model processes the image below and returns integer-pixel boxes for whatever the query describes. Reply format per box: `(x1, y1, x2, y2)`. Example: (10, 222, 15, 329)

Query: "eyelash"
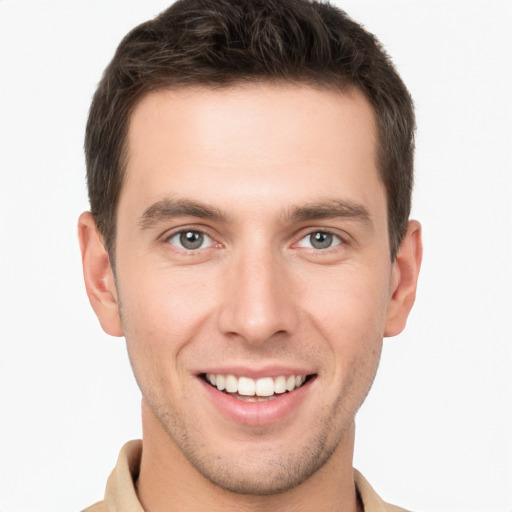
(295, 230, 344, 251)
(164, 228, 345, 253)
(165, 228, 217, 252)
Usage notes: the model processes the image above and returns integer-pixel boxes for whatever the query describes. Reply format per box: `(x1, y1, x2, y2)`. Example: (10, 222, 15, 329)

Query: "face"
(84, 84, 416, 494)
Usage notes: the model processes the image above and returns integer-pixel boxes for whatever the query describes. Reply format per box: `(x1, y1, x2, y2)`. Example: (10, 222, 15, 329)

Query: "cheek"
(297, 263, 390, 383)
(302, 264, 391, 340)
(117, 268, 216, 392)
(120, 264, 215, 339)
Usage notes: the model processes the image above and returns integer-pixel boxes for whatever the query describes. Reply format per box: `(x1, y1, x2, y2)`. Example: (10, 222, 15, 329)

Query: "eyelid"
(293, 228, 348, 250)
(169, 231, 213, 250)
(162, 225, 221, 251)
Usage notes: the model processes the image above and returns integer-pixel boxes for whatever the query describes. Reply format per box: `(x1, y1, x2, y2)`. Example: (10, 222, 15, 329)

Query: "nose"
(217, 245, 298, 345)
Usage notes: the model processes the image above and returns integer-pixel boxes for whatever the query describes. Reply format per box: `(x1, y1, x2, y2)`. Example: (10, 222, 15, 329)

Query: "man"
(78, 0, 422, 510)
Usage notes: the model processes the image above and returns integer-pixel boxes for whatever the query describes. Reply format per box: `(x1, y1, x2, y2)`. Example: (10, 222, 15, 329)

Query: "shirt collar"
(103, 440, 404, 512)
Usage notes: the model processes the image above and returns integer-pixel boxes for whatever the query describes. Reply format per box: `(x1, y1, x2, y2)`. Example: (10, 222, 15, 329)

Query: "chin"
(156, 407, 347, 496)
(188, 444, 335, 496)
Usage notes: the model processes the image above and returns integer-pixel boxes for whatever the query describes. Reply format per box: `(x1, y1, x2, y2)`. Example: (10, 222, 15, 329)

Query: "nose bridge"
(217, 238, 297, 344)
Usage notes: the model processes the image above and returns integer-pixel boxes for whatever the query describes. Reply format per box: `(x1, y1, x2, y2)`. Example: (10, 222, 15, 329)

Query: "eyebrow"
(287, 199, 371, 223)
(139, 198, 228, 230)
(138, 197, 371, 230)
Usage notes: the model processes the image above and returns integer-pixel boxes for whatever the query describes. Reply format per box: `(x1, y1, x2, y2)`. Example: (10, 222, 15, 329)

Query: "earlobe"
(78, 212, 123, 337)
(384, 220, 423, 337)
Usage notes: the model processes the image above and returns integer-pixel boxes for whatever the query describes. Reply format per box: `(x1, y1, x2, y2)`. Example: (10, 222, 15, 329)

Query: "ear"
(78, 212, 123, 337)
(384, 220, 423, 337)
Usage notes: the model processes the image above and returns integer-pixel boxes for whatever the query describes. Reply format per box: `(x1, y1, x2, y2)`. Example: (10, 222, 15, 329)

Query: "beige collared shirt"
(83, 440, 408, 512)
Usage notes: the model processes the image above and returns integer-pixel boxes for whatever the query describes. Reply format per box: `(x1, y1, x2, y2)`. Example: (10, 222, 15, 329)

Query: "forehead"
(121, 83, 382, 217)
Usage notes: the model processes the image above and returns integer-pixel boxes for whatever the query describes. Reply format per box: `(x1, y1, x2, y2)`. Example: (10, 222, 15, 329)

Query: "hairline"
(105, 79, 394, 267)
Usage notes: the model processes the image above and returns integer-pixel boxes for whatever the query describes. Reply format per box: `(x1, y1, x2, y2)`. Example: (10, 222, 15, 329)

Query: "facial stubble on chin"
(150, 399, 344, 495)
(145, 360, 379, 497)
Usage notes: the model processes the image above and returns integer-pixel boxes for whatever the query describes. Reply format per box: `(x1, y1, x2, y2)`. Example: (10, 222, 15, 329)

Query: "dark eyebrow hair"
(139, 198, 228, 230)
(139, 197, 370, 230)
(288, 199, 371, 223)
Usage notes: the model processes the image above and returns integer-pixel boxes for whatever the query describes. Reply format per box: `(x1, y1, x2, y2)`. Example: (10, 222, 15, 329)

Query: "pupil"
(311, 231, 332, 249)
(180, 231, 203, 249)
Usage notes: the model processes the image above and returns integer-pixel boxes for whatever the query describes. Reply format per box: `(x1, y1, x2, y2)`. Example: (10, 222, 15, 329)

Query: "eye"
(168, 230, 213, 250)
(297, 231, 342, 250)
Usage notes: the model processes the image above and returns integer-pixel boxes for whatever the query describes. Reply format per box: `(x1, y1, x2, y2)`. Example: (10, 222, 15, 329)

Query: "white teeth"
(205, 373, 308, 396)
(236, 394, 278, 402)
(238, 376, 255, 396)
(225, 374, 238, 393)
(216, 374, 225, 391)
(255, 377, 274, 397)
(274, 376, 287, 394)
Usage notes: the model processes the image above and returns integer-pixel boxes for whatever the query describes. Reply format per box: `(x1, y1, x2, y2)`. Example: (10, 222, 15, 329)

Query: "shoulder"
(384, 504, 410, 512)
(81, 501, 108, 512)
(354, 469, 411, 512)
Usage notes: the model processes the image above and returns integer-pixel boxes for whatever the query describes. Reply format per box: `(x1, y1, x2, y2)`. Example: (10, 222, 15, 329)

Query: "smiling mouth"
(201, 373, 315, 402)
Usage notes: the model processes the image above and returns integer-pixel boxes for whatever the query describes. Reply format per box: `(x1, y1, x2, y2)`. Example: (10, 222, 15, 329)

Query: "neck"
(136, 401, 362, 512)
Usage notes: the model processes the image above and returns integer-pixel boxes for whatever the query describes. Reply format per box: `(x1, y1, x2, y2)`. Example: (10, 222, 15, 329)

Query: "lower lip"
(199, 377, 313, 426)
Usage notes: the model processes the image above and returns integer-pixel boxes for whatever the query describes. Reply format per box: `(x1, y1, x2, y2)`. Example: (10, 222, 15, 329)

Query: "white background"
(0, 1, 511, 511)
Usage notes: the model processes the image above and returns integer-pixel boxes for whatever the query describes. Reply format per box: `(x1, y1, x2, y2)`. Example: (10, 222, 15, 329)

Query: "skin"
(79, 84, 422, 512)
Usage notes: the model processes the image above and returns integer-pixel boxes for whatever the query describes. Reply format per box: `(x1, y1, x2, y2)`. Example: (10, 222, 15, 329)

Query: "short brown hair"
(85, 0, 415, 260)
